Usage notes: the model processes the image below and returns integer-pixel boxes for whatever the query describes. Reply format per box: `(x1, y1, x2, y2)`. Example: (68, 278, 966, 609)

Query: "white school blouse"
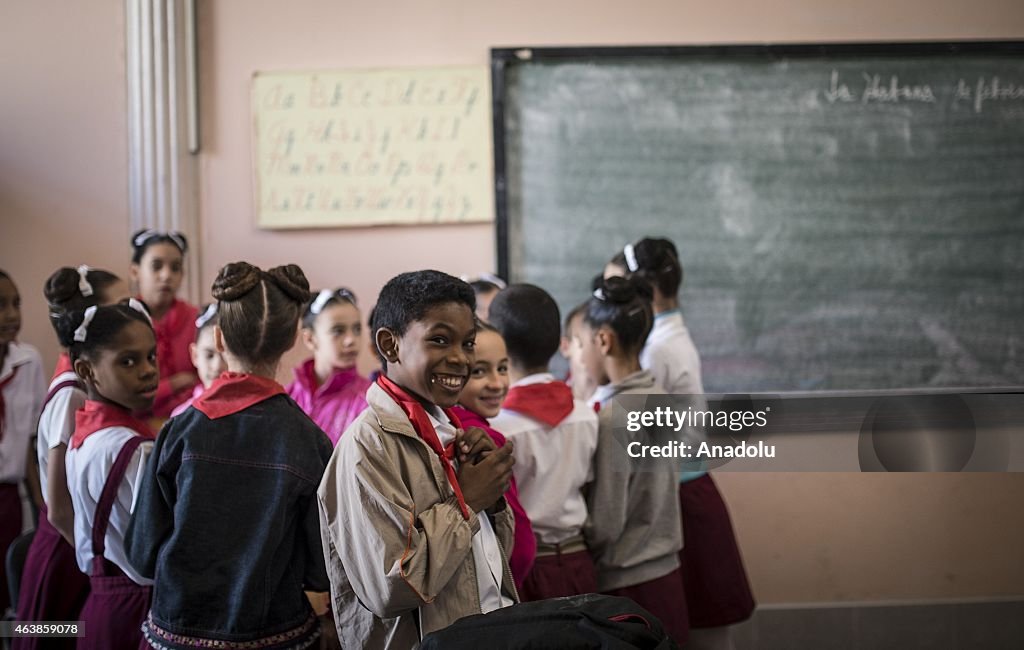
(0, 342, 46, 484)
(36, 371, 85, 501)
(640, 310, 705, 396)
(65, 426, 154, 585)
(427, 408, 512, 614)
(490, 373, 599, 545)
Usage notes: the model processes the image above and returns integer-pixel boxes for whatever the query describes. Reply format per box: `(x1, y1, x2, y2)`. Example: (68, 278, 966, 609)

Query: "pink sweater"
(286, 360, 370, 446)
(451, 405, 537, 591)
(150, 299, 199, 418)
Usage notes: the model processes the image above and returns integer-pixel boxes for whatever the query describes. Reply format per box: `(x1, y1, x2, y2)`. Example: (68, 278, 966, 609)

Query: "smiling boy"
(318, 270, 517, 650)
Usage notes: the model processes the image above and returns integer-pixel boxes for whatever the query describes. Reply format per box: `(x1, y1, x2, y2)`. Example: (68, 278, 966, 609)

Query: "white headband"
(623, 243, 639, 273)
(133, 229, 186, 253)
(73, 299, 152, 343)
(309, 289, 334, 315)
(77, 265, 94, 297)
(195, 303, 218, 329)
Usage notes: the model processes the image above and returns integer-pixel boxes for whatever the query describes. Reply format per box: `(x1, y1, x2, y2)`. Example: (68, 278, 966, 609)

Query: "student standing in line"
(288, 288, 370, 445)
(14, 266, 128, 650)
(451, 320, 537, 590)
(126, 262, 332, 650)
(0, 270, 46, 618)
(168, 303, 225, 417)
(579, 275, 689, 646)
(607, 238, 756, 650)
(319, 270, 517, 650)
(61, 300, 159, 649)
(488, 284, 600, 601)
(129, 229, 198, 418)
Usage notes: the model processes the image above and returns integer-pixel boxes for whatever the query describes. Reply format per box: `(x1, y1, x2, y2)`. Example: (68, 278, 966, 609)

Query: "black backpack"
(419, 594, 681, 650)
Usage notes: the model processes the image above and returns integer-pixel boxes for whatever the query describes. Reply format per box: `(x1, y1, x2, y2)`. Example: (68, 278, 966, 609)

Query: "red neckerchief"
(71, 400, 156, 449)
(0, 365, 19, 443)
(52, 353, 74, 381)
(192, 371, 286, 420)
(375, 375, 470, 520)
(502, 381, 575, 427)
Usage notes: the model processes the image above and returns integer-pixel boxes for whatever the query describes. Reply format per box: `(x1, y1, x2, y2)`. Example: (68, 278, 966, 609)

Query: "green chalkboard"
(492, 43, 1024, 393)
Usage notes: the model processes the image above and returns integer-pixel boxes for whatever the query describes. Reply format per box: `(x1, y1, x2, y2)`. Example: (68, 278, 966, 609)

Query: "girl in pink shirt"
(287, 288, 370, 445)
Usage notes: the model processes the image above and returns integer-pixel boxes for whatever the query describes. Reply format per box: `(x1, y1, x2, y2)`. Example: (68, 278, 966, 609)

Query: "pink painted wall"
(3, 0, 1023, 606)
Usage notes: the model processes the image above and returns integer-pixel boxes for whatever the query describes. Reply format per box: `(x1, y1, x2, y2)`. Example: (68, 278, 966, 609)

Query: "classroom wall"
(3, 0, 1023, 607)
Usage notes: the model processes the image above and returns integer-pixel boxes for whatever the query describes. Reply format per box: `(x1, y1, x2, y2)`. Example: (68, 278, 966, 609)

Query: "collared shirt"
(640, 310, 705, 396)
(490, 373, 599, 545)
(427, 407, 512, 614)
(0, 342, 46, 483)
(65, 425, 154, 585)
(36, 369, 85, 499)
(287, 360, 370, 446)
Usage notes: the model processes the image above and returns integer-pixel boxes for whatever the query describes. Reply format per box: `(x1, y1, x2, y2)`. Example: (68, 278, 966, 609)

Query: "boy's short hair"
(488, 284, 560, 370)
(372, 270, 476, 364)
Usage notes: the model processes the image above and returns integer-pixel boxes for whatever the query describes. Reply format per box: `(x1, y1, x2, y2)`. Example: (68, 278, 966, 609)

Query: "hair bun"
(212, 262, 263, 301)
(602, 275, 652, 304)
(265, 264, 311, 304)
(44, 267, 81, 307)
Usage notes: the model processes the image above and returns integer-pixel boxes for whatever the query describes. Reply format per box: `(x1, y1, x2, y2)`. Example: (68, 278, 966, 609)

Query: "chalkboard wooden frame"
(491, 40, 1024, 280)
(491, 43, 1024, 395)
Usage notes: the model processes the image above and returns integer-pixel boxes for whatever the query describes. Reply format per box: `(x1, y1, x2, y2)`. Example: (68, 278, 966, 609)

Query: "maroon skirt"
(0, 482, 23, 615)
(78, 570, 151, 650)
(605, 567, 689, 646)
(678, 474, 756, 627)
(519, 548, 598, 602)
(12, 506, 90, 650)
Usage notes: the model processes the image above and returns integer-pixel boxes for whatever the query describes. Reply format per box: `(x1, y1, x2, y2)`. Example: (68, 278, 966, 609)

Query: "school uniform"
(490, 373, 599, 601)
(586, 370, 688, 646)
(287, 359, 370, 445)
(450, 405, 537, 591)
(318, 377, 517, 650)
(149, 298, 199, 418)
(0, 341, 46, 615)
(65, 400, 156, 650)
(13, 355, 89, 650)
(125, 372, 332, 650)
(641, 310, 756, 627)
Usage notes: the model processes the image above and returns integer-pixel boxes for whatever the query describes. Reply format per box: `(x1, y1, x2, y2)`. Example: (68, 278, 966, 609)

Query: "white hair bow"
(77, 265, 94, 297)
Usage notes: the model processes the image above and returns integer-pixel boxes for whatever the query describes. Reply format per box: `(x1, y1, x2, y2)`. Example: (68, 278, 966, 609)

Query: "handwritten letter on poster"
(252, 66, 493, 228)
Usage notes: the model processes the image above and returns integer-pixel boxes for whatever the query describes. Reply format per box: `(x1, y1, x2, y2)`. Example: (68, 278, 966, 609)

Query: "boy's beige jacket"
(318, 381, 518, 649)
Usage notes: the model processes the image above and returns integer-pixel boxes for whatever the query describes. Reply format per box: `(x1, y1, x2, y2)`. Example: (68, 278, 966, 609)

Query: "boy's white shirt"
(426, 407, 512, 613)
(491, 372, 599, 545)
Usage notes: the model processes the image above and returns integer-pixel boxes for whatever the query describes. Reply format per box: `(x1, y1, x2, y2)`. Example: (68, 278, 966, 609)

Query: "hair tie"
(593, 287, 607, 301)
(195, 303, 218, 329)
(76, 265, 94, 297)
(167, 231, 187, 253)
(127, 298, 153, 325)
(73, 306, 98, 342)
(623, 243, 639, 273)
(309, 289, 334, 315)
(133, 229, 160, 248)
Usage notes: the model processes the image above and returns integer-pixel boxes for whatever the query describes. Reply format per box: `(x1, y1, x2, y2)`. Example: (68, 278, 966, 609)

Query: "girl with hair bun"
(0, 270, 46, 620)
(129, 229, 199, 417)
(13, 266, 128, 650)
(60, 299, 160, 649)
(607, 238, 755, 649)
(126, 262, 333, 650)
(578, 274, 690, 646)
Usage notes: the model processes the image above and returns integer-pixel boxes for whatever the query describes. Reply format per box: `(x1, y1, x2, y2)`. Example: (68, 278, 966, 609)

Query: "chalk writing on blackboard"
(823, 70, 1024, 113)
(252, 67, 493, 229)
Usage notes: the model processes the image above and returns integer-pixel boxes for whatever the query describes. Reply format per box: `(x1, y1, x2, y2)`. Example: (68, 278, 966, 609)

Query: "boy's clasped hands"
(454, 426, 515, 514)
